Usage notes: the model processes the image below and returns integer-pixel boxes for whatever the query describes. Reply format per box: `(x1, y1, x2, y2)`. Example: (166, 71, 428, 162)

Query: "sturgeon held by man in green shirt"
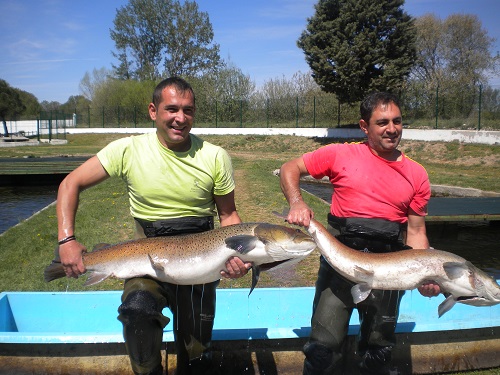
(44, 223, 317, 294)
(305, 216, 500, 317)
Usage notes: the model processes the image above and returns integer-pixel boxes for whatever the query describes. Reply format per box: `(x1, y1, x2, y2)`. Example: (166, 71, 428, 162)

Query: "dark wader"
(118, 216, 219, 375)
(303, 215, 409, 375)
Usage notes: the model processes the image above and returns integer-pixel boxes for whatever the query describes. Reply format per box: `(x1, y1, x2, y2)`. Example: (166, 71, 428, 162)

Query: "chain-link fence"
(8, 84, 496, 137)
(67, 84, 498, 130)
(402, 83, 500, 130)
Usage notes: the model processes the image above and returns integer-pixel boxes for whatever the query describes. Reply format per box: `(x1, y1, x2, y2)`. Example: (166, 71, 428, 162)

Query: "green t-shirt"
(97, 132, 236, 221)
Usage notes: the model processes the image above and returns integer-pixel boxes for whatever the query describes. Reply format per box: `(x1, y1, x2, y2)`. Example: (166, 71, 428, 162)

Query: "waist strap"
(135, 216, 214, 238)
(328, 214, 409, 253)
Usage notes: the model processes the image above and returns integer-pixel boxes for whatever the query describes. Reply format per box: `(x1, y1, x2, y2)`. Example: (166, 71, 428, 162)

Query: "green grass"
(398, 140, 500, 192)
(0, 134, 499, 374)
(1, 134, 499, 292)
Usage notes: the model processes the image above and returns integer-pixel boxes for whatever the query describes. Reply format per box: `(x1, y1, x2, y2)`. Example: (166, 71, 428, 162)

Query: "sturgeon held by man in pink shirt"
(305, 217, 500, 317)
(44, 223, 317, 294)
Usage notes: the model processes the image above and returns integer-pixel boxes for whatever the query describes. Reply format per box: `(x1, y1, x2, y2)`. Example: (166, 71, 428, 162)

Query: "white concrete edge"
(61, 127, 500, 145)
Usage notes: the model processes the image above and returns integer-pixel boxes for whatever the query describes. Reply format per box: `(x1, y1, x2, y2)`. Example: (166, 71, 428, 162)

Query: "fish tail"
(44, 260, 66, 282)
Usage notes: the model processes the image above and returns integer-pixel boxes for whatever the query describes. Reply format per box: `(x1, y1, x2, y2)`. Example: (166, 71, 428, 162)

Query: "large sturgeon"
(306, 217, 500, 317)
(44, 223, 316, 293)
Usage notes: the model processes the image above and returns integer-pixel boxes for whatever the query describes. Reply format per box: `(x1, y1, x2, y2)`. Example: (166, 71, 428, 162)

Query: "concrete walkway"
(1, 128, 500, 145)
(55, 127, 500, 145)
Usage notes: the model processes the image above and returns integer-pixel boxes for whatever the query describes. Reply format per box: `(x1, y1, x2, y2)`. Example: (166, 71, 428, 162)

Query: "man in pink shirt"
(280, 92, 441, 375)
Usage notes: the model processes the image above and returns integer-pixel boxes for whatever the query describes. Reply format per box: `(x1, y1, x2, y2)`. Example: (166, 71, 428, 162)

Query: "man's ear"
(148, 103, 157, 121)
(359, 119, 369, 135)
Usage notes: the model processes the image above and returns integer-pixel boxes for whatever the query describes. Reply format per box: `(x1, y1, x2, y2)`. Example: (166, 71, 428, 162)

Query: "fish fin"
(272, 210, 289, 221)
(84, 272, 110, 286)
(443, 262, 469, 280)
(148, 254, 165, 273)
(262, 257, 302, 272)
(248, 266, 261, 296)
(225, 235, 259, 254)
(43, 261, 66, 282)
(353, 265, 374, 283)
(351, 283, 372, 304)
(438, 295, 457, 317)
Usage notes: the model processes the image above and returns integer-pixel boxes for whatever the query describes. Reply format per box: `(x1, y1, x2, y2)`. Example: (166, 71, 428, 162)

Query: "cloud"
(62, 21, 85, 32)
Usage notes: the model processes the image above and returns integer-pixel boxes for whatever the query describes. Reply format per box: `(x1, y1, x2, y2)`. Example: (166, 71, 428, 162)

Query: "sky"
(0, 0, 499, 103)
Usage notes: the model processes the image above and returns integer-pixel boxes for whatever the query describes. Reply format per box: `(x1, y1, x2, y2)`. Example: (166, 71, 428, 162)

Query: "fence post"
(48, 112, 52, 142)
(267, 99, 270, 128)
(215, 101, 218, 128)
(87, 107, 91, 127)
(478, 84, 482, 131)
(435, 86, 439, 129)
(240, 99, 243, 127)
(102, 107, 105, 128)
(337, 102, 340, 127)
(313, 96, 316, 128)
(296, 97, 299, 128)
(54, 111, 58, 139)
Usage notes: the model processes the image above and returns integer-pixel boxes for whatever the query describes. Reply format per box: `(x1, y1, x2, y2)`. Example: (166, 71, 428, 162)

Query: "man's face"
(149, 86, 195, 151)
(359, 102, 403, 159)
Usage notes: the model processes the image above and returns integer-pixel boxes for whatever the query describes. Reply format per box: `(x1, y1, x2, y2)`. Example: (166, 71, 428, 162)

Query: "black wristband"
(58, 235, 76, 245)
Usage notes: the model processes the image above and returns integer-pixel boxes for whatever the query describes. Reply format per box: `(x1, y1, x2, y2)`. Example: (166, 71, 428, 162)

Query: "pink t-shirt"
(303, 142, 430, 224)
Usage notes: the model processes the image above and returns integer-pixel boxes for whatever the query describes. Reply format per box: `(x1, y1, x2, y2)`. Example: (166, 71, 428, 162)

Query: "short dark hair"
(152, 77, 195, 107)
(360, 92, 401, 123)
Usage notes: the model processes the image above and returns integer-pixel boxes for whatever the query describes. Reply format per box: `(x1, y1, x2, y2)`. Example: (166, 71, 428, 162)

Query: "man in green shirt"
(56, 77, 249, 375)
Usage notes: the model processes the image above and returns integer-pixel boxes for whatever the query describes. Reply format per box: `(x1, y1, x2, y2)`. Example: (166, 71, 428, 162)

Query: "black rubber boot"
(302, 341, 340, 375)
(118, 289, 169, 375)
(358, 346, 399, 375)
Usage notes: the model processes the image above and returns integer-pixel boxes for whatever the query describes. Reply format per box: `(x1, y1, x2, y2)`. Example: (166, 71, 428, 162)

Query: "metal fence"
(35, 84, 500, 132)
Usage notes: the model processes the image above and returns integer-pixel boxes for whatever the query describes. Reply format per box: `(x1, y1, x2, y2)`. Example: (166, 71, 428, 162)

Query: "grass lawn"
(0, 134, 499, 375)
(2, 133, 498, 292)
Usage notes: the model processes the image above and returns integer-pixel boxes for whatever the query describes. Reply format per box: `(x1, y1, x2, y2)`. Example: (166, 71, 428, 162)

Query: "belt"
(336, 234, 410, 253)
(327, 214, 409, 253)
(135, 216, 214, 238)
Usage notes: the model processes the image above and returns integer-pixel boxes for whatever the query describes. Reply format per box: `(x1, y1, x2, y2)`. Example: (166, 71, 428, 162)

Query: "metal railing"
(5, 84, 499, 134)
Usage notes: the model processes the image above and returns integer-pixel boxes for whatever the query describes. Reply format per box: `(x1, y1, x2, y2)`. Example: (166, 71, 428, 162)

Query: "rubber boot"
(118, 289, 170, 375)
(358, 346, 399, 375)
(302, 341, 340, 375)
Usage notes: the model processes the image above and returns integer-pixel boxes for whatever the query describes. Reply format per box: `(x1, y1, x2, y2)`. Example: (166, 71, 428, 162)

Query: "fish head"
(457, 296, 500, 307)
(253, 223, 317, 260)
(468, 264, 500, 305)
(452, 263, 500, 308)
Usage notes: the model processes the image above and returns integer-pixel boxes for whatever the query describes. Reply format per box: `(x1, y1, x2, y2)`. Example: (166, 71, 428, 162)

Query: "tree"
(59, 95, 91, 116)
(409, 13, 497, 118)
(110, 0, 221, 80)
(413, 14, 496, 88)
(164, 1, 221, 77)
(297, 0, 416, 104)
(16, 90, 41, 118)
(0, 80, 26, 136)
(79, 67, 111, 101)
(189, 61, 255, 124)
(40, 101, 62, 112)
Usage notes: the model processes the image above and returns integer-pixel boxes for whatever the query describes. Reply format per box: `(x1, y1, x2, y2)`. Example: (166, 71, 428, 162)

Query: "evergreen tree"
(298, 0, 416, 104)
(17, 90, 42, 118)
